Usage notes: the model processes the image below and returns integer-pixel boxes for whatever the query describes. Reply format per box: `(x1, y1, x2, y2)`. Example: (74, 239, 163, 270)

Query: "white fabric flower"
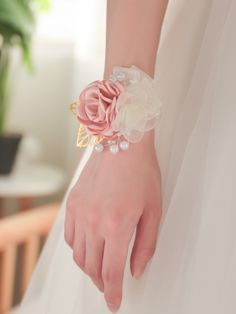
(111, 65, 162, 142)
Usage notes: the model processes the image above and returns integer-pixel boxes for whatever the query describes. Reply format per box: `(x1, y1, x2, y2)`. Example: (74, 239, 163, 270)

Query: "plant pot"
(0, 133, 22, 175)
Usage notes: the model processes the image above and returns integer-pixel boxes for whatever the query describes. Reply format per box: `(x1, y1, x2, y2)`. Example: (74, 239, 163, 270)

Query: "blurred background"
(0, 0, 106, 312)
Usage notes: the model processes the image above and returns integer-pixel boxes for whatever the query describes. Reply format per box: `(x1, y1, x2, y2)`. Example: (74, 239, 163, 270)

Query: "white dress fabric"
(18, 0, 236, 313)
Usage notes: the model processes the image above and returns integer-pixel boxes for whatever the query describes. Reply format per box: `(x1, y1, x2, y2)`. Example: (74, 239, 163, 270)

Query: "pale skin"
(65, 0, 169, 312)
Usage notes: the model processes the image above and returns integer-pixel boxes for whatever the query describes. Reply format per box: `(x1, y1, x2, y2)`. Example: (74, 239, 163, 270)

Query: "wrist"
(134, 129, 155, 150)
(103, 62, 155, 80)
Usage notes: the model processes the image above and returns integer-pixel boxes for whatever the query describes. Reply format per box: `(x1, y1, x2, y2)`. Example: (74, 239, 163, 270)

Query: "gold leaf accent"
(76, 124, 92, 147)
(95, 135, 104, 144)
(76, 124, 105, 148)
(69, 102, 78, 116)
(70, 100, 105, 148)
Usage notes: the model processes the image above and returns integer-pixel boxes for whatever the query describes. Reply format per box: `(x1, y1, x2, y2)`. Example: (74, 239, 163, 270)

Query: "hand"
(64, 130, 162, 312)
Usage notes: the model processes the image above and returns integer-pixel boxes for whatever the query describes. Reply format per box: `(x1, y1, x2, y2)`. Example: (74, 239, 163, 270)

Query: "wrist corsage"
(70, 65, 161, 154)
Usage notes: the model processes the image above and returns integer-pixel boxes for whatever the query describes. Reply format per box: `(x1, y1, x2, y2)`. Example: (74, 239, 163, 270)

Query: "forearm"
(103, 0, 169, 79)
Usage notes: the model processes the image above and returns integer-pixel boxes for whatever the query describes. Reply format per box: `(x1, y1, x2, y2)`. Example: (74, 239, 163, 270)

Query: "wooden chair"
(0, 203, 59, 314)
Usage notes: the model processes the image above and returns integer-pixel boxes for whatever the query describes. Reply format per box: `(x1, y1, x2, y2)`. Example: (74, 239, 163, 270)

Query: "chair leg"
(20, 236, 40, 297)
(0, 245, 17, 314)
(0, 198, 4, 218)
(18, 197, 32, 212)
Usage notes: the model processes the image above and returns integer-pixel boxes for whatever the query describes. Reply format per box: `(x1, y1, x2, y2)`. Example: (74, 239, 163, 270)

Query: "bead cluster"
(94, 138, 130, 154)
(108, 67, 141, 85)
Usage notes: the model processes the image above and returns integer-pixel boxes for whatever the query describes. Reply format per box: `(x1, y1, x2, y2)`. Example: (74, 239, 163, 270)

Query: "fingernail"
(107, 302, 119, 313)
(133, 263, 145, 279)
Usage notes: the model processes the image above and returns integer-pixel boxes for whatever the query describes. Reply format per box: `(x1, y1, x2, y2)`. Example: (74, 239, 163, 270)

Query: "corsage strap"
(70, 65, 162, 154)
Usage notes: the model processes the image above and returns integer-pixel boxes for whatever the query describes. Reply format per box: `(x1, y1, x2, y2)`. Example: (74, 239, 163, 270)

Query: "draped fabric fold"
(18, 0, 236, 313)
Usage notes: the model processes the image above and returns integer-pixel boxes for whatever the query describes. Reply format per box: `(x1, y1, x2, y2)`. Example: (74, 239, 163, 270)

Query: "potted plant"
(0, 0, 49, 175)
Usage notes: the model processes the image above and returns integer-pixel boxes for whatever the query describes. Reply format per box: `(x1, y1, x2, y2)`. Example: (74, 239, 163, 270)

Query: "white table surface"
(0, 163, 65, 197)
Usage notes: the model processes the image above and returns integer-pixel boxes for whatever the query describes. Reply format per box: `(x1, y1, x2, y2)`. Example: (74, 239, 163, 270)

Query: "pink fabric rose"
(76, 79, 126, 138)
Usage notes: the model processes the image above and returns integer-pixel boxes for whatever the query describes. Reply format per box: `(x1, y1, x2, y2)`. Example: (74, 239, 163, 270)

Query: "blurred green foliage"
(0, 0, 50, 133)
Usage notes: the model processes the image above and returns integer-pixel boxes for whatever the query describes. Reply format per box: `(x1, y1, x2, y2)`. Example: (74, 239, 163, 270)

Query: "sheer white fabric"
(110, 65, 162, 143)
(17, 0, 236, 313)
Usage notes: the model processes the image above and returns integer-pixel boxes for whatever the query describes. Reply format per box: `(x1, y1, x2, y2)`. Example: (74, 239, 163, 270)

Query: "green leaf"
(36, 0, 51, 11)
(0, 44, 10, 133)
(0, 0, 51, 133)
(0, 0, 35, 36)
(0, 0, 35, 67)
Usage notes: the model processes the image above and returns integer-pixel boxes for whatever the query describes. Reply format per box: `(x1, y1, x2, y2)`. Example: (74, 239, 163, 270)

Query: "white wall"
(6, 0, 106, 183)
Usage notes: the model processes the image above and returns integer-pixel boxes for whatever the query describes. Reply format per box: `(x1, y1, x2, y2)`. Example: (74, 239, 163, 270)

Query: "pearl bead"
(129, 71, 141, 84)
(119, 140, 129, 151)
(109, 74, 117, 82)
(116, 71, 126, 82)
(94, 143, 104, 153)
(108, 140, 116, 145)
(129, 77, 139, 84)
(109, 144, 119, 154)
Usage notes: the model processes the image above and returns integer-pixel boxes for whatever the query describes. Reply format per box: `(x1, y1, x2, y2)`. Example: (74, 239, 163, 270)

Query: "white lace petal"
(110, 65, 162, 143)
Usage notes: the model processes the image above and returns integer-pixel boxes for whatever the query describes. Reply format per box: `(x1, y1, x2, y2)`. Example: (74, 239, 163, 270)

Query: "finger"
(102, 235, 131, 313)
(84, 233, 105, 292)
(130, 206, 161, 279)
(64, 210, 75, 248)
(73, 224, 86, 270)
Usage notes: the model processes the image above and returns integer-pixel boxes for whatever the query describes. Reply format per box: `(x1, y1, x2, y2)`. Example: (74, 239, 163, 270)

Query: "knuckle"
(105, 212, 123, 235)
(85, 210, 100, 230)
(102, 268, 119, 283)
(66, 186, 82, 214)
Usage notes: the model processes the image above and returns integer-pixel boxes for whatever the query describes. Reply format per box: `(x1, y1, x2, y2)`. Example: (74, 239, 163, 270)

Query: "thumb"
(130, 206, 161, 279)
